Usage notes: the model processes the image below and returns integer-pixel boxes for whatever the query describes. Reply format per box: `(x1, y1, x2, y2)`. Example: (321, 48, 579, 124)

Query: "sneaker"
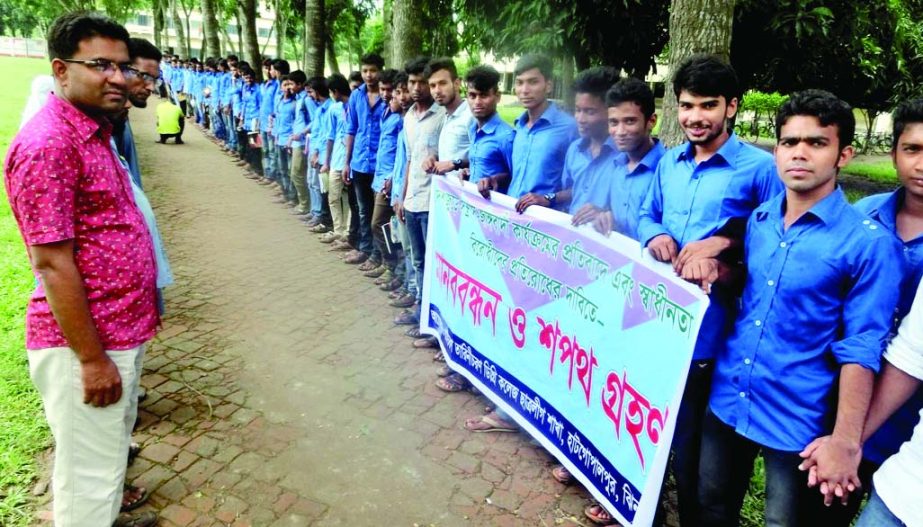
(363, 265, 386, 278)
(305, 217, 321, 227)
(310, 223, 331, 234)
(390, 294, 417, 309)
(291, 208, 310, 216)
(318, 232, 339, 244)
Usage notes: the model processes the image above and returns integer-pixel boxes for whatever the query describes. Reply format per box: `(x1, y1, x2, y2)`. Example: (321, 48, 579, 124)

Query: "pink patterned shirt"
(4, 94, 159, 351)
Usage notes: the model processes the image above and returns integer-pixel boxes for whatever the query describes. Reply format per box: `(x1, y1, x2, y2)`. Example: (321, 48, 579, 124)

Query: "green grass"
(842, 158, 898, 185)
(0, 56, 53, 527)
(497, 104, 523, 126)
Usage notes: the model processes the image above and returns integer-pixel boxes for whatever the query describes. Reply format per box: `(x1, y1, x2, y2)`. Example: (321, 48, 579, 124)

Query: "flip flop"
(551, 465, 573, 485)
(435, 373, 470, 393)
(464, 413, 517, 433)
(584, 503, 620, 525)
(121, 483, 150, 513)
(436, 365, 453, 377)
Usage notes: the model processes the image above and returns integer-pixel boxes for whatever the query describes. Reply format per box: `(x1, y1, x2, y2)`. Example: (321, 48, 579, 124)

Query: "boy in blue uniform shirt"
(272, 74, 299, 205)
(464, 65, 513, 187)
(288, 71, 314, 215)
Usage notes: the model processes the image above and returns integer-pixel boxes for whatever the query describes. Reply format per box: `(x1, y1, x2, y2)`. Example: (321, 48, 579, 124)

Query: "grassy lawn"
(0, 56, 53, 527)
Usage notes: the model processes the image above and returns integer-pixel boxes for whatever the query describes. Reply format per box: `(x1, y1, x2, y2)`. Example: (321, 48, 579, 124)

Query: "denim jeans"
(855, 489, 906, 527)
(698, 409, 828, 527)
(351, 170, 376, 256)
(397, 216, 417, 297)
(260, 131, 277, 181)
(275, 145, 293, 199)
(404, 210, 429, 308)
(346, 177, 360, 249)
(307, 162, 324, 218)
(224, 112, 238, 149)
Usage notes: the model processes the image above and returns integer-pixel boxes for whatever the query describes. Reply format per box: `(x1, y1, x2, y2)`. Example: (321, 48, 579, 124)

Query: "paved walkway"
(37, 102, 598, 527)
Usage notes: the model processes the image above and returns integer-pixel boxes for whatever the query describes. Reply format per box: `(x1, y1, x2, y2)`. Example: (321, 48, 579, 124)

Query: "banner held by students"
(420, 177, 709, 527)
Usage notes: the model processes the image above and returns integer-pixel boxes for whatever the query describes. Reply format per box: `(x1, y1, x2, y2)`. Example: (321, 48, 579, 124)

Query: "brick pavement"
(32, 104, 610, 527)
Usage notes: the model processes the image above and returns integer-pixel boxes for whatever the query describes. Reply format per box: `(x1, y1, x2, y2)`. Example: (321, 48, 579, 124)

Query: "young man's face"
(53, 36, 130, 116)
(263, 66, 271, 79)
(395, 83, 412, 111)
(677, 90, 737, 146)
(609, 101, 656, 154)
(282, 79, 294, 95)
(361, 64, 380, 87)
(428, 69, 458, 107)
(243, 73, 255, 85)
(379, 81, 394, 104)
(574, 92, 608, 140)
(293, 81, 304, 94)
(775, 115, 852, 195)
(349, 79, 360, 91)
(466, 84, 500, 120)
(894, 122, 923, 200)
(514, 68, 551, 111)
(127, 56, 161, 108)
(408, 73, 432, 104)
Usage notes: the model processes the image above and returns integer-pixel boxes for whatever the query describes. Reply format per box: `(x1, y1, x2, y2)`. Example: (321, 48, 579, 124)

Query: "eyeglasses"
(131, 70, 159, 84)
(61, 58, 134, 78)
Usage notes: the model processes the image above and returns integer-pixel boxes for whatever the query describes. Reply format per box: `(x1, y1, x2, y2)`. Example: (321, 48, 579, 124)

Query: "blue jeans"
(404, 210, 429, 308)
(698, 409, 827, 527)
(307, 162, 324, 217)
(351, 170, 375, 256)
(856, 489, 905, 527)
(397, 216, 417, 297)
(276, 145, 293, 199)
(260, 131, 277, 181)
(224, 112, 237, 149)
(211, 106, 226, 140)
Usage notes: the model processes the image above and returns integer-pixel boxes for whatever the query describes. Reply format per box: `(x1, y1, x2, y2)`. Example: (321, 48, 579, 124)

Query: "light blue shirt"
(346, 83, 385, 174)
(291, 91, 311, 149)
(327, 100, 348, 171)
(272, 95, 296, 145)
(507, 102, 578, 198)
(467, 112, 514, 185)
(710, 188, 904, 451)
(240, 82, 261, 131)
(259, 79, 278, 132)
(562, 137, 617, 214)
(390, 130, 408, 207)
(373, 109, 403, 192)
(309, 98, 332, 162)
(605, 140, 665, 240)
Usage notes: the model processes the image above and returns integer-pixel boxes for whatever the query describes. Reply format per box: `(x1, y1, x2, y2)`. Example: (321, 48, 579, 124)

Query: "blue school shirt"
(240, 83, 261, 131)
(709, 189, 904, 452)
(291, 91, 311, 149)
(373, 109, 403, 193)
(347, 83, 386, 174)
(467, 112, 514, 185)
(506, 102, 578, 199)
(219, 72, 233, 107)
(259, 79, 278, 132)
(562, 137, 618, 214)
(390, 130, 409, 207)
(309, 98, 332, 162)
(605, 140, 665, 241)
(856, 188, 923, 464)
(327, 101, 349, 171)
(273, 95, 296, 145)
(638, 134, 782, 361)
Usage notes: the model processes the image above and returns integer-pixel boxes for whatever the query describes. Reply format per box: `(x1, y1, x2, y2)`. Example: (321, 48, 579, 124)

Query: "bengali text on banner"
(420, 177, 709, 527)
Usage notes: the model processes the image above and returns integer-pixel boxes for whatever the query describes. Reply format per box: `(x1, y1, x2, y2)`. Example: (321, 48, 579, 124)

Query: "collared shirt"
(240, 82, 261, 131)
(507, 102, 578, 199)
(638, 133, 782, 360)
(259, 79, 278, 131)
(373, 109, 403, 193)
(327, 100, 349, 171)
(403, 102, 446, 212)
(273, 95, 297, 145)
(562, 137, 618, 214)
(467, 112, 514, 185)
(232, 77, 244, 117)
(438, 100, 473, 179)
(390, 130, 409, 207)
(309, 98, 332, 161)
(291, 91, 311, 148)
(3, 94, 159, 350)
(857, 188, 923, 464)
(346, 83, 385, 174)
(220, 72, 234, 107)
(606, 140, 665, 240)
(873, 279, 923, 527)
(710, 189, 904, 452)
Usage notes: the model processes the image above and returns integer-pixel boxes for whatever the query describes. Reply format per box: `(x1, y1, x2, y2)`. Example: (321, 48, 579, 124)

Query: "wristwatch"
(452, 158, 463, 170)
(543, 192, 557, 207)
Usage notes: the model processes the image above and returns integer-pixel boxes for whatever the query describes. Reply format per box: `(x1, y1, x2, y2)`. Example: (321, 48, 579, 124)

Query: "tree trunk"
(303, 0, 325, 77)
(559, 54, 575, 110)
(152, 0, 164, 50)
(200, 0, 222, 57)
(390, 0, 423, 70)
(238, 0, 262, 80)
(659, 0, 736, 147)
(220, 26, 235, 54)
(326, 34, 340, 74)
(382, 0, 392, 66)
(233, 10, 243, 57)
(275, 0, 287, 60)
(170, 0, 189, 58)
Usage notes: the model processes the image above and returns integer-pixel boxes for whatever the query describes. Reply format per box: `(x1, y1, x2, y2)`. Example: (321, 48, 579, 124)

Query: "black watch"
(452, 158, 463, 170)
(543, 192, 557, 206)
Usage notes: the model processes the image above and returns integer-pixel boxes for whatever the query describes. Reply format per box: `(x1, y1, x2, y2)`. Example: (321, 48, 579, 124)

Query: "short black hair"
(261, 57, 273, 67)
(514, 53, 553, 80)
(218, 59, 228, 70)
(289, 70, 306, 85)
(360, 53, 385, 69)
(573, 66, 620, 101)
(47, 11, 130, 61)
(128, 37, 161, 62)
(240, 66, 256, 78)
(394, 71, 408, 88)
(404, 56, 431, 77)
(606, 78, 656, 119)
(348, 71, 362, 84)
(424, 57, 457, 80)
(464, 65, 501, 93)
(273, 59, 290, 75)
(775, 89, 855, 149)
(892, 98, 923, 150)
(672, 54, 739, 103)
(307, 76, 329, 98)
(226, 54, 239, 62)
(238, 60, 250, 70)
(327, 73, 350, 96)
(379, 68, 399, 86)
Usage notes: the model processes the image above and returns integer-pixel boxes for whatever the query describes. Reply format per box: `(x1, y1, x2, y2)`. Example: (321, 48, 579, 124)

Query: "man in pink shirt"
(4, 12, 159, 527)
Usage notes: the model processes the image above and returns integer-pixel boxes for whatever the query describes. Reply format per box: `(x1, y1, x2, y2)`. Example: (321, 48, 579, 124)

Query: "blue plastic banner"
(420, 178, 709, 526)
